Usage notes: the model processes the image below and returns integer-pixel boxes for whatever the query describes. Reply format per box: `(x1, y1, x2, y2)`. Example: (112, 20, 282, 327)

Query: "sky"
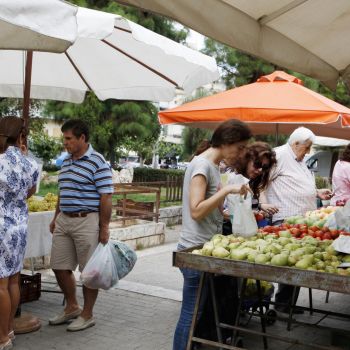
(187, 29, 205, 50)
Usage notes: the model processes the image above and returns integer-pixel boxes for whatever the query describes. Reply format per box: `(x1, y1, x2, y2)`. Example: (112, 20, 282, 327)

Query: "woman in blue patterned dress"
(0, 117, 38, 350)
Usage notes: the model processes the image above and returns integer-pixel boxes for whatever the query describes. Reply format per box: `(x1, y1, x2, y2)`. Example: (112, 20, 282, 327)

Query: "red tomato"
(315, 237, 321, 241)
(290, 228, 300, 236)
(264, 226, 273, 233)
(322, 233, 332, 240)
(300, 233, 307, 238)
(314, 230, 323, 238)
(322, 227, 330, 233)
(309, 226, 319, 232)
(308, 229, 314, 235)
(329, 229, 339, 239)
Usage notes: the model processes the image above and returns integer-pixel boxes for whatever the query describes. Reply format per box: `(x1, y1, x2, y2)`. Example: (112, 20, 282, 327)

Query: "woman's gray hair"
(288, 127, 315, 145)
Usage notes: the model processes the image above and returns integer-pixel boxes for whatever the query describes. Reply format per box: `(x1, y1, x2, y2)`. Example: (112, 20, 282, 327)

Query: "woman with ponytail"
(173, 119, 252, 350)
(0, 117, 38, 350)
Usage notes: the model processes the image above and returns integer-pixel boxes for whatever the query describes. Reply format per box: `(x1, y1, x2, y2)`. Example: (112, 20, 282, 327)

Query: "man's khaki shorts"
(50, 212, 99, 272)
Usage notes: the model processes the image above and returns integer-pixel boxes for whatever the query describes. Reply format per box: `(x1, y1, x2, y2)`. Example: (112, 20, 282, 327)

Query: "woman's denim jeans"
(173, 266, 202, 350)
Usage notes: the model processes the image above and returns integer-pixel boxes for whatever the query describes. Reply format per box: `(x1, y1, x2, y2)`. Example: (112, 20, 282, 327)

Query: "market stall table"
(25, 211, 54, 261)
(15, 211, 55, 334)
(173, 247, 350, 350)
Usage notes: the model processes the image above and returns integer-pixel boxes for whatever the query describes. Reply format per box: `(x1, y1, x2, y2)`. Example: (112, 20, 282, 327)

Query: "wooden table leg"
(209, 274, 224, 348)
(231, 278, 247, 347)
(256, 280, 268, 349)
(186, 272, 206, 350)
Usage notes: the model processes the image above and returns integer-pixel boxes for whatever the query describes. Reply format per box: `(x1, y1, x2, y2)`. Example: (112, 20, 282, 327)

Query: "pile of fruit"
(285, 206, 338, 227)
(259, 224, 346, 240)
(28, 193, 58, 212)
(244, 279, 273, 298)
(258, 206, 346, 240)
(192, 233, 350, 275)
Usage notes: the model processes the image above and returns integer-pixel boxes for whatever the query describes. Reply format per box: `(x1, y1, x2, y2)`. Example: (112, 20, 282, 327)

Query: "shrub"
(133, 168, 184, 182)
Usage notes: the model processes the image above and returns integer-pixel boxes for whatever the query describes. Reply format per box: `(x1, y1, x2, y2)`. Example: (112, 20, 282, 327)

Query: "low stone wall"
(24, 206, 182, 270)
(159, 205, 182, 226)
(109, 220, 165, 250)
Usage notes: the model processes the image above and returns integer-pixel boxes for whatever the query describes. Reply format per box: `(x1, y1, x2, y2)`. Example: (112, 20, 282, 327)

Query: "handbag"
(110, 240, 137, 279)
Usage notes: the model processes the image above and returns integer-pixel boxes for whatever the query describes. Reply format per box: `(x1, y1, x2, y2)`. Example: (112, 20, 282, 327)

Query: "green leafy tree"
(182, 127, 212, 160)
(203, 38, 350, 105)
(29, 133, 61, 166)
(157, 140, 183, 160)
(203, 38, 276, 88)
(0, 98, 44, 133)
(45, 93, 160, 167)
(179, 88, 213, 160)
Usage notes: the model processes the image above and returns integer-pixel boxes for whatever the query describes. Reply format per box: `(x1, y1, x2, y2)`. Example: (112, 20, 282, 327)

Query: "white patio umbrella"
(0, 6, 219, 126)
(0, 0, 78, 53)
(0, 0, 80, 127)
(116, 0, 350, 90)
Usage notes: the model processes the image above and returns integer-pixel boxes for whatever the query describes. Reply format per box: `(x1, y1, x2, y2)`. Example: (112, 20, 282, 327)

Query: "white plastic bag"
(81, 242, 119, 290)
(325, 201, 350, 231)
(226, 174, 257, 237)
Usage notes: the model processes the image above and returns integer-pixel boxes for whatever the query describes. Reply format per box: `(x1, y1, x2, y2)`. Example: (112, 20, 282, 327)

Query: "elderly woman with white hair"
(261, 127, 332, 313)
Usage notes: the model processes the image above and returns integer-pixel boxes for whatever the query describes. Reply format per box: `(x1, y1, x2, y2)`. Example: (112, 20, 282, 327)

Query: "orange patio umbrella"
(158, 71, 350, 140)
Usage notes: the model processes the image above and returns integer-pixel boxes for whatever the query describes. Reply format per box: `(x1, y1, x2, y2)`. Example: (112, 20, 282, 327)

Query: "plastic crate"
(20, 273, 41, 304)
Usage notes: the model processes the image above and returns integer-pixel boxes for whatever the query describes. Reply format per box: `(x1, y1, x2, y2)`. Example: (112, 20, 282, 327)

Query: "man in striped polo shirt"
(48, 119, 114, 331)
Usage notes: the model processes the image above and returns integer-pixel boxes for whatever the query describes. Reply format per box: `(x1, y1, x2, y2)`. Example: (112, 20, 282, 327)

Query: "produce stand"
(173, 246, 350, 350)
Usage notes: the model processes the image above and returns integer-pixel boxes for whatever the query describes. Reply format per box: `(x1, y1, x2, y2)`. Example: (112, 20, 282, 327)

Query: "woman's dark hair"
(0, 116, 25, 153)
(192, 119, 252, 158)
(340, 144, 350, 162)
(61, 119, 89, 142)
(236, 142, 276, 197)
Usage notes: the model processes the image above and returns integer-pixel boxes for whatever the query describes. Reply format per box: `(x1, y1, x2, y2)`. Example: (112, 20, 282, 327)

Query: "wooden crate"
(20, 273, 41, 303)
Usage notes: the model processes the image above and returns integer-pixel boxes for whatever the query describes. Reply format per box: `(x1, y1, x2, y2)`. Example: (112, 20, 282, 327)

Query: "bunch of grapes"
(28, 193, 58, 212)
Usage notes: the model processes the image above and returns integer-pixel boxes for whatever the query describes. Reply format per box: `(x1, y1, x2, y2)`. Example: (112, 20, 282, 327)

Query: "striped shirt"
(265, 143, 317, 222)
(58, 145, 113, 213)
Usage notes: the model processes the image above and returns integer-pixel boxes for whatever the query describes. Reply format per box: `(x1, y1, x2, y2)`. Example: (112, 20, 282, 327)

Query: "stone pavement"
(15, 225, 350, 350)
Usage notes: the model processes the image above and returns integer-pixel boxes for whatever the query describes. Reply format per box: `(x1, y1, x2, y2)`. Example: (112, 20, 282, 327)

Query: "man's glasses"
(253, 160, 270, 171)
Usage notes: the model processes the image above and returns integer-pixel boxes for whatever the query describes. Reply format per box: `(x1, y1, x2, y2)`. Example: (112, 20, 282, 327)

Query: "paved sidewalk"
(14, 225, 350, 349)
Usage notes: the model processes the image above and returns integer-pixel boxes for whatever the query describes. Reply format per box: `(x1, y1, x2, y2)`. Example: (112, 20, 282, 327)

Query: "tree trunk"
(109, 143, 116, 168)
(139, 156, 144, 168)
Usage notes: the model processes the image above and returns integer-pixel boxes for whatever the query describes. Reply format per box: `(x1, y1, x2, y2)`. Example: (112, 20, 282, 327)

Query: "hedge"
(133, 168, 184, 183)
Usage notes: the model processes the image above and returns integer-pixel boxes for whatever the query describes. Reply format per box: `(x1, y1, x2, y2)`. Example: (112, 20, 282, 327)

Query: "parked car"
(305, 150, 339, 178)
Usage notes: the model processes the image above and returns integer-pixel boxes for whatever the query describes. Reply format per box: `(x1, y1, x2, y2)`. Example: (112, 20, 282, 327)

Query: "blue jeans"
(173, 267, 203, 350)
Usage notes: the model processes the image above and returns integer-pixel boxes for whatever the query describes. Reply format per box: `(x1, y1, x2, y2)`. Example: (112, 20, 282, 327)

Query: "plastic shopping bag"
(226, 174, 257, 237)
(325, 201, 350, 231)
(227, 193, 258, 237)
(110, 240, 137, 279)
(81, 242, 119, 290)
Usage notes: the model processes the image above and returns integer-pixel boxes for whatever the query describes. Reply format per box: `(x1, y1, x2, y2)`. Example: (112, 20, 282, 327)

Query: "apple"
(254, 212, 264, 221)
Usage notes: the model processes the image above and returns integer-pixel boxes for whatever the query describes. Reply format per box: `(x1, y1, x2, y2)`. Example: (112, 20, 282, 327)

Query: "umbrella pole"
(275, 124, 279, 146)
(23, 51, 33, 134)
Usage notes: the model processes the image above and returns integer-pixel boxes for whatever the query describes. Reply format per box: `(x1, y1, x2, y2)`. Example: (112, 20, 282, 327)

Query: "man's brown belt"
(62, 211, 94, 218)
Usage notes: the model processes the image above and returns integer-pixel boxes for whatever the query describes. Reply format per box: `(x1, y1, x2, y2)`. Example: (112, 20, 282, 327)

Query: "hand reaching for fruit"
(317, 188, 333, 200)
(260, 203, 279, 216)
